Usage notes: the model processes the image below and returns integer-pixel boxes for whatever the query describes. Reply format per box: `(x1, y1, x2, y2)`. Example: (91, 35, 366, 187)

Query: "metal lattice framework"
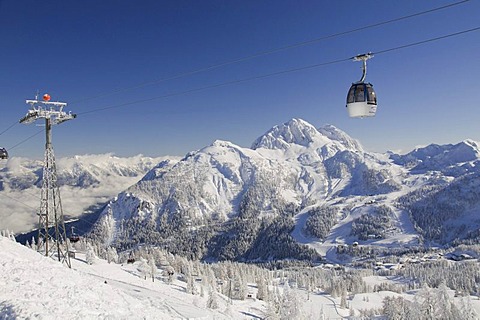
(20, 94, 76, 267)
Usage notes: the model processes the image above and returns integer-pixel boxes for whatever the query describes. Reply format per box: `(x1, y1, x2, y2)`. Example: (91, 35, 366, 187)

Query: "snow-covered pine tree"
(256, 277, 268, 301)
(457, 297, 478, 320)
(383, 296, 406, 320)
(434, 282, 462, 319)
(148, 257, 157, 282)
(137, 258, 150, 280)
(106, 247, 118, 264)
(279, 282, 304, 320)
(30, 236, 37, 250)
(186, 274, 196, 295)
(85, 243, 96, 265)
(265, 288, 281, 320)
(340, 288, 348, 309)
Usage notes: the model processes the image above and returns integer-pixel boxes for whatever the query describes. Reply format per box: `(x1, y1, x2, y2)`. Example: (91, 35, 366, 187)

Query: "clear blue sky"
(1, 0, 479, 158)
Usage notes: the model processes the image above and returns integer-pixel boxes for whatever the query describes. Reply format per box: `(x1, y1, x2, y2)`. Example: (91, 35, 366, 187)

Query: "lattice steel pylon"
(20, 93, 76, 267)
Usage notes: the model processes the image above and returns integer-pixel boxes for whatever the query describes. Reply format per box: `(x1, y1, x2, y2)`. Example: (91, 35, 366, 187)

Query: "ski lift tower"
(19, 93, 76, 267)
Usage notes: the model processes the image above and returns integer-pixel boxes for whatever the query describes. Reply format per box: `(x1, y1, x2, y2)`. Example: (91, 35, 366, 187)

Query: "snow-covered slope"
(0, 236, 175, 319)
(0, 236, 259, 319)
(0, 154, 177, 233)
(2, 235, 480, 319)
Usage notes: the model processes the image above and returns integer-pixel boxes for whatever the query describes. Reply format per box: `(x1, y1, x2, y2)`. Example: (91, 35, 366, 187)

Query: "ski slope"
(2, 236, 479, 319)
(0, 236, 347, 319)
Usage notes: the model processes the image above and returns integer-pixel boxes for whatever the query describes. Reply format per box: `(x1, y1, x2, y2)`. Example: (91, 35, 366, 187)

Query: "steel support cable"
(77, 57, 351, 115)
(8, 129, 43, 151)
(69, 0, 471, 105)
(5, 26, 480, 150)
(0, 0, 472, 136)
(77, 26, 480, 116)
(374, 26, 480, 55)
(0, 121, 18, 136)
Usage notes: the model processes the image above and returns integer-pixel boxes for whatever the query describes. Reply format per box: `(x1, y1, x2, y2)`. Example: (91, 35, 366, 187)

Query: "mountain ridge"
(5, 118, 480, 263)
(89, 118, 480, 262)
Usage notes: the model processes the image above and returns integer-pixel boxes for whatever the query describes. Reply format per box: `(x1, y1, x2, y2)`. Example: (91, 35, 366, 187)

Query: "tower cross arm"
(21, 95, 74, 126)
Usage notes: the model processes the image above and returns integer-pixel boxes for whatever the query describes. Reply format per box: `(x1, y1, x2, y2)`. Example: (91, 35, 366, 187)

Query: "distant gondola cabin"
(69, 235, 80, 243)
(0, 148, 8, 160)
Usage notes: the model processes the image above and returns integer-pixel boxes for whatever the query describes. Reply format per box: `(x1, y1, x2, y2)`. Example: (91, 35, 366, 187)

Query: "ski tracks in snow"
(82, 271, 208, 319)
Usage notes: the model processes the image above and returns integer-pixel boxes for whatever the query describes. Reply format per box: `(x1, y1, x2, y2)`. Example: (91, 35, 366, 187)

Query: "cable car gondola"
(69, 226, 80, 243)
(346, 53, 377, 118)
(0, 147, 8, 160)
(69, 234, 80, 243)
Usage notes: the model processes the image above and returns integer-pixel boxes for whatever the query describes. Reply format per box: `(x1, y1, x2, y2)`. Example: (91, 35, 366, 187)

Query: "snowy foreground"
(0, 236, 340, 319)
(2, 236, 480, 319)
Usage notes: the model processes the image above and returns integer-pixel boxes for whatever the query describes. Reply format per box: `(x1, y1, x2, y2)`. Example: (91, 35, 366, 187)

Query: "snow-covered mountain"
(390, 140, 480, 176)
(90, 119, 421, 261)
(6, 118, 480, 262)
(0, 154, 177, 233)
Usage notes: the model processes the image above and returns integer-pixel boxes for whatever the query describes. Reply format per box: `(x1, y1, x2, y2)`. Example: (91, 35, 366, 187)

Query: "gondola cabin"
(346, 82, 377, 118)
(0, 148, 8, 160)
(69, 234, 80, 243)
(346, 52, 377, 118)
(127, 251, 135, 264)
(69, 226, 80, 243)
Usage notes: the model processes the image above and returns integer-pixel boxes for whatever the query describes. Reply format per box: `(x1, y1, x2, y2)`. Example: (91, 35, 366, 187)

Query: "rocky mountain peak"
(251, 118, 363, 155)
(251, 118, 318, 150)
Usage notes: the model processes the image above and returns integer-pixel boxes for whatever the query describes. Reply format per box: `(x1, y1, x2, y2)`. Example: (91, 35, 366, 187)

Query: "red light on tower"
(43, 94, 51, 101)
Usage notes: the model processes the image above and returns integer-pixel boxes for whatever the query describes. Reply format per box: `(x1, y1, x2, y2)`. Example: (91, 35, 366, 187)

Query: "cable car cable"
(374, 26, 480, 56)
(77, 26, 480, 117)
(4, 25, 480, 151)
(0, 0, 472, 135)
(77, 57, 351, 116)
(68, 0, 471, 106)
(8, 129, 43, 151)
(0, 0, 472, 136)
(0, 121, 18, 136)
